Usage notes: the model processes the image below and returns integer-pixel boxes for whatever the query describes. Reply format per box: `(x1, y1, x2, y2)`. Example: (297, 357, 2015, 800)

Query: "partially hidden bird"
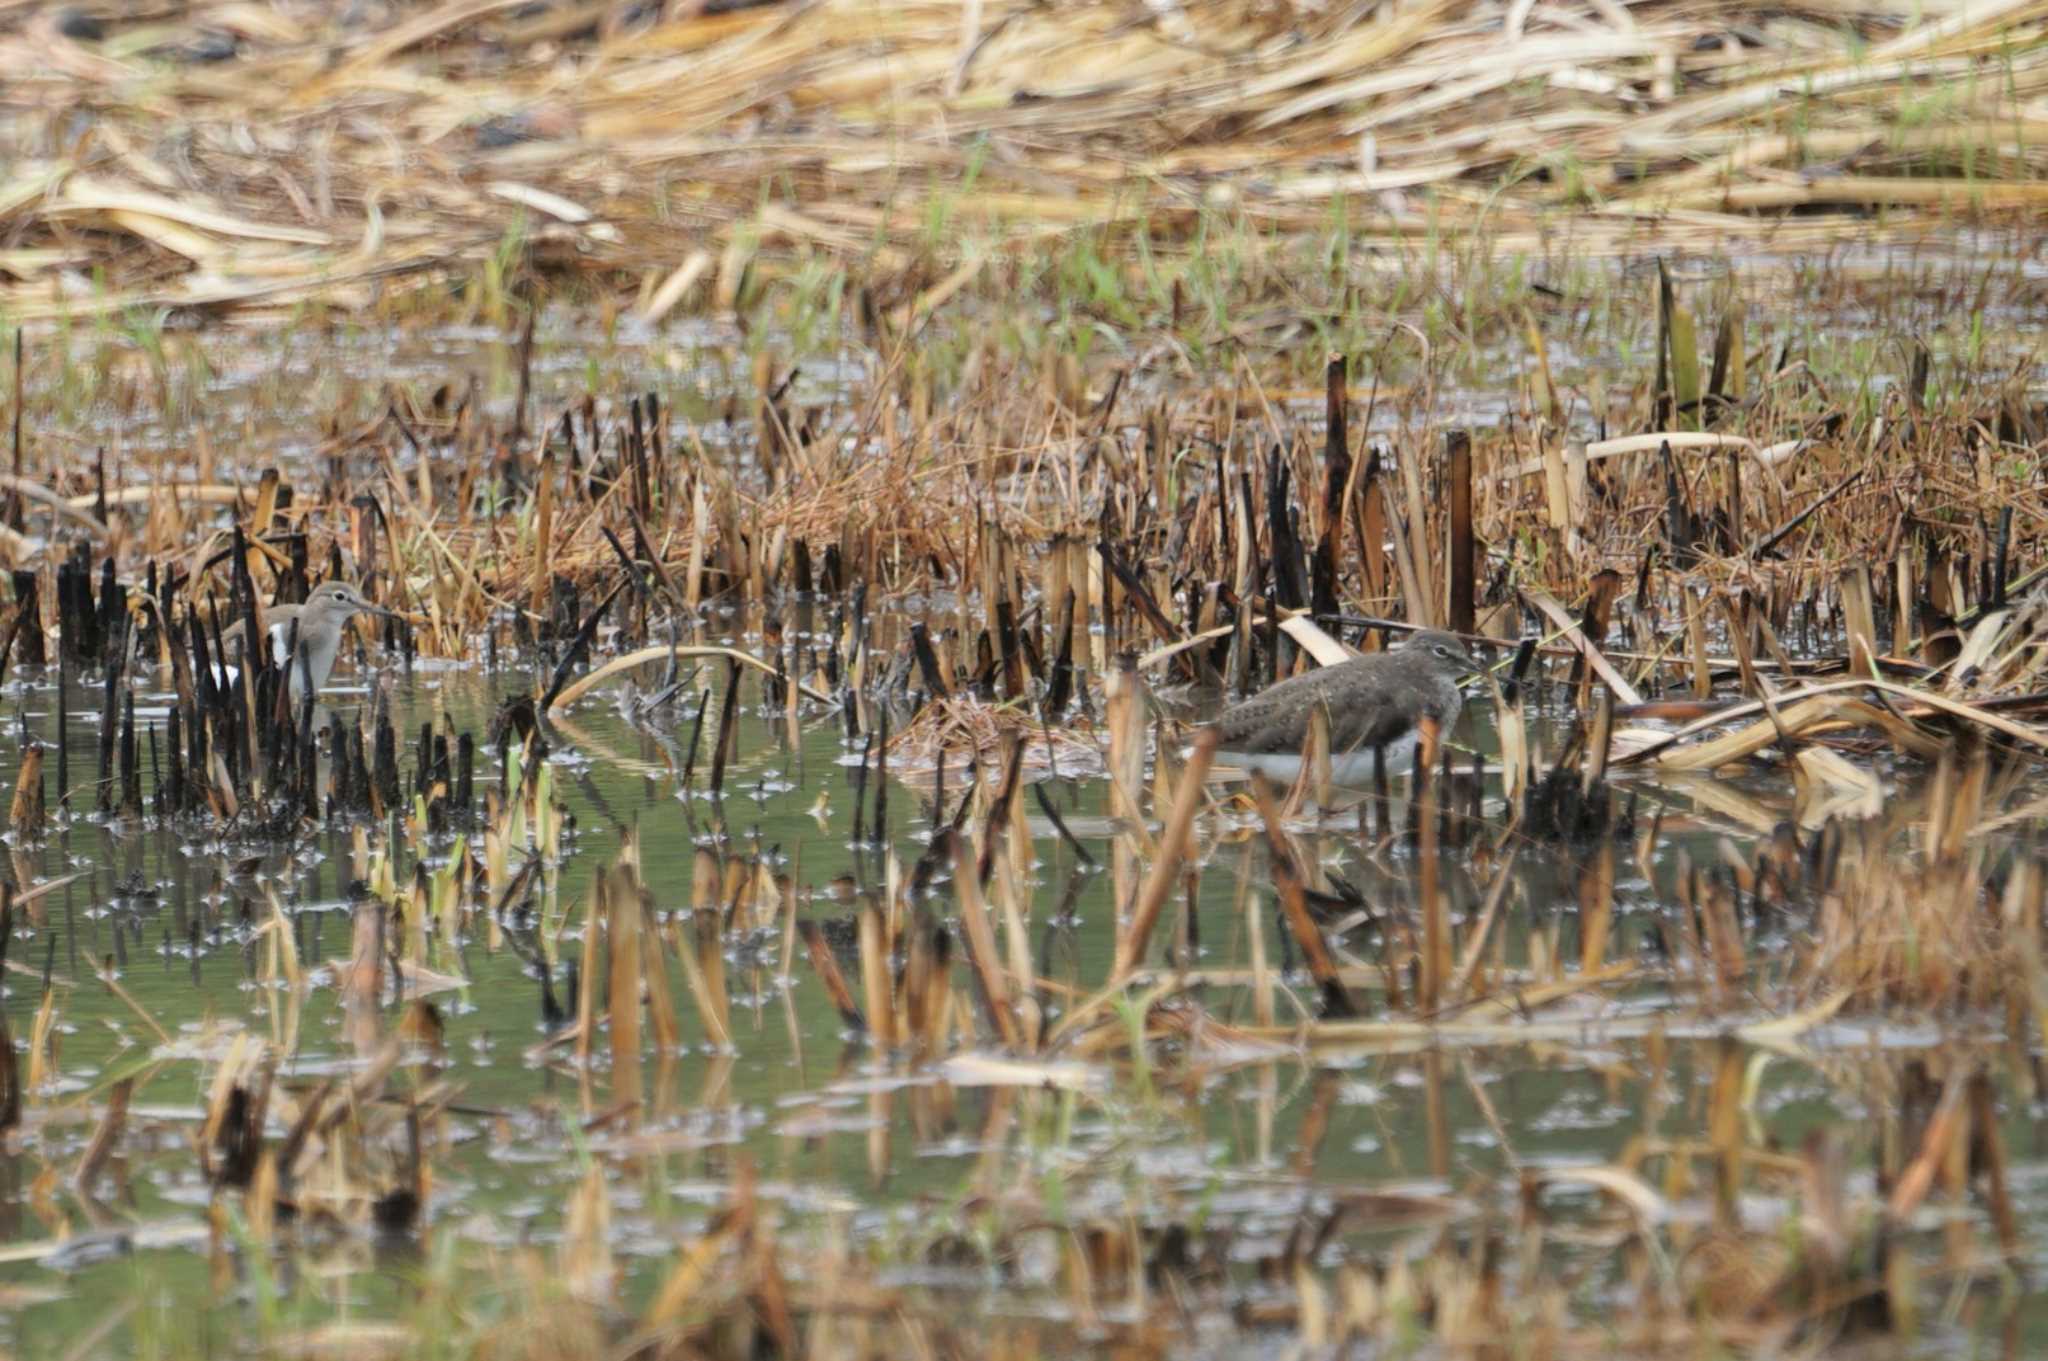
(1209, 628, 1477, 785)
(262, 580, 402, 704)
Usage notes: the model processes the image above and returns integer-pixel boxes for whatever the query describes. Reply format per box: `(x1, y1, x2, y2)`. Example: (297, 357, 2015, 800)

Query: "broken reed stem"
(97, 955, 173, 1048)
(1113, 726, 1217, 983)
(993, 849, 1037, 1049)
(857, 900, 895, 1049)
(1241, 851, 1274, 1028)
(1397, 435, 1435, 630)
(796, 920, 863, 1031)
(0, 890, 15, 1131)
(607, 869, 643, 1117)
(1446, 429, 1473, 636)
(1450, 848, 1518, 1001)
(1887, 1066, 1970, 1223)
(1105, 650, 1145, 818)
(1968, 1071, 2020, 1258)
(9, 742, 43, 840)
(1249, 774, 1355, 1018)
(901, 909, 954, 1059)
(574, 878, 601, 1066)
(641, 905, 681, 1055)
(73, 1075, 134, 1193)
(684, 905, 732, 1047)
(1313, 353, 1351, 620)
(1416, 735, 1446, 1013)
(949, 830, 1021, 1050)
(1578, 840, 1617, 976)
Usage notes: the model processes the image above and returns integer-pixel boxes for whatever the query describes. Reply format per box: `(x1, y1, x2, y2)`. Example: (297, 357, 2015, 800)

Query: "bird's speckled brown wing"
(1214, 656, 1416, 754)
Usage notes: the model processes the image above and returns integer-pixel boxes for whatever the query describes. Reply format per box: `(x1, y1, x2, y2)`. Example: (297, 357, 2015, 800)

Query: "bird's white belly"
(1213, 731, 1421, 787)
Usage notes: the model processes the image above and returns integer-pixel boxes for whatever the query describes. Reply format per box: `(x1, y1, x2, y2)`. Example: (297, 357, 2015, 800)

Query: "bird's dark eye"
(1435, 645, 1452, 658)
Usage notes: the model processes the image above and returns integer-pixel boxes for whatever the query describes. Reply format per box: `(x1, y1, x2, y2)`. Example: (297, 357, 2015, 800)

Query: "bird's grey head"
(307, 581, 395, 619)
(1405, 629, 1478, 678)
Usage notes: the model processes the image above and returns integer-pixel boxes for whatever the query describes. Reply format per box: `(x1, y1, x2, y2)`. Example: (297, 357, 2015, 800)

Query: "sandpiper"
(1210, 629, 1477, 784)
(264, 581, 401, 704)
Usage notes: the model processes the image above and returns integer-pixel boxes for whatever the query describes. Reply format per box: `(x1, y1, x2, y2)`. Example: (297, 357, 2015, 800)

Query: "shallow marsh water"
(1, 639, 2044, 1354)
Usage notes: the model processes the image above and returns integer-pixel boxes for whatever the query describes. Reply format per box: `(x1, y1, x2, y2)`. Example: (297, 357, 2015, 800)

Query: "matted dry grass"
(3, 0, 2048, 321)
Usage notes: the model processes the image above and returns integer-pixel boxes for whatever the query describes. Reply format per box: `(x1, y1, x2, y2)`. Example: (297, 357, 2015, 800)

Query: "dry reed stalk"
(1450, 849, 1517, 1002)
(1446, 430, 1473, 636)
(682, 907, 733, 1047)
(1703, 1039, 1753, 1227)
(1104, 653, 1149, 968)
(530, 450, 554, 626)
(1379, 495, 1430, 636)
(197, 1035, 259, 1182)
(561, 1166, 616, 1306)
(1538, 432, 1572, 542)
(95, 956, 172, 1049)
(1345, 443, 1388, 615)
(405, 866, 431, 966)
(1113, 727, 1217, 983)
(1627, 684, 1991, 770)
(1240, 848, 1275, 1029)
(2004, 860, 2048, 1052)
(1698, 870, 1747, 1003)
(1685, 590, 1712, 698)
(1397, 439, 1436, 630)
(1888, 1067, 1969, 1224)
(1283, 702, 1333, 818)
(24, 985, 55, 1097)
(637, 903, 680, 1057)
(993, 852, 1037, 1049)
(900, 910, 937, 1053)
(7, 742, 42, 840)
(1582, 688, 1615, 798)
(574, 880, 601, 1067)
(1250, 774, 1356, 1018)
(796, 921, 863, 1032)
(606, 869, 643, 1115)
(266, 893, 302, 993)
(949, 830, 1022, 1050)
(857, 901, 895, 1049)
(1104, 653, 1146, 821)
(1420, 1053, 1452, 1181)
(1967, 1071, 2020, 1259)
(1577, 842, 1615, 977)
(1416, 744, 1446, 1013)
(923, 926, 956, 1057)
(1841, 566, 1880, 676)
(1522, 589, 1645, 708)
(0, 962, 13, 1132)
(1490, 670, 1528, 827)
(73, 1076, 133, 1194)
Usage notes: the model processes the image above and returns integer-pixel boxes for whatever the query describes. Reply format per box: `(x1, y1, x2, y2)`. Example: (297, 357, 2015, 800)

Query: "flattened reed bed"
(5, 1, 2048, 320)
